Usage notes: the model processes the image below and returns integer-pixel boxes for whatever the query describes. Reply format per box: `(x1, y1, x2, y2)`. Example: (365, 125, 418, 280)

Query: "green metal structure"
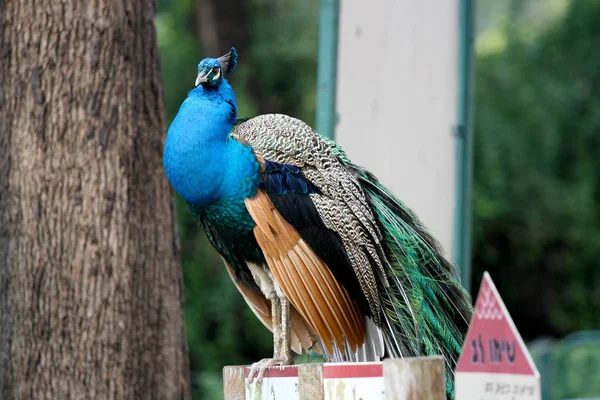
(315, 0, 339, 140)
(453, 0, 475, 292)
(530, 330, 600, 400)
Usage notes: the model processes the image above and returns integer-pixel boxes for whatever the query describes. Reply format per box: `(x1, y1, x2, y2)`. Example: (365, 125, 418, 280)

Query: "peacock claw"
(246, 358, 293, 386)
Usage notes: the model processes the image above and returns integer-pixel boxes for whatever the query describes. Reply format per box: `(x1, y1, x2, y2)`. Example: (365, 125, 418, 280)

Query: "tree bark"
(0, 0, 190, 399)
(195, 0, 266, 105)
(195, 0, 251, 61)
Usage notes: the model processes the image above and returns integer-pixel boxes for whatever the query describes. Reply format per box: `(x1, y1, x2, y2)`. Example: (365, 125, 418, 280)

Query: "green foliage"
(473, 0, 600, 339)
(245, 0, 319, 123)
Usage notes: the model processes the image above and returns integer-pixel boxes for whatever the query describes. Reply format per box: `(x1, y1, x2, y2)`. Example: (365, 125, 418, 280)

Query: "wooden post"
(223, 366, 246, 400)
(384, 356, 446, 400)
(298, 364, 324, 400)
(223, 356, 445, 399)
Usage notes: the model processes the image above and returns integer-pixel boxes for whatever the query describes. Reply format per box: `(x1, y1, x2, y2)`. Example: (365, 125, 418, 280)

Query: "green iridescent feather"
(323, 137, 473, 399)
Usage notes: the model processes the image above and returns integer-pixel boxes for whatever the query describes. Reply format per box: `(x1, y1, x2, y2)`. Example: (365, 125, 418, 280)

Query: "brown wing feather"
(222, 259, 318, 354)
(245, 189, 365, 355)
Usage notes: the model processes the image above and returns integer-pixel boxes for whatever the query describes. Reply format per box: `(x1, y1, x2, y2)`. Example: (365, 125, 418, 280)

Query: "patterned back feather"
(233, 115, 389, 322)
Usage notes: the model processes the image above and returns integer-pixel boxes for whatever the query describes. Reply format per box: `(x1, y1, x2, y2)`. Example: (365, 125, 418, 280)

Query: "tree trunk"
(0, 1, 190, 399)
(195, 0, 268, 108)
(195, 0, 251, 62)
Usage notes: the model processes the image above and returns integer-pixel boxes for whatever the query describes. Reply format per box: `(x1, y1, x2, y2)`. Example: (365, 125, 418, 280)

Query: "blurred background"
(156, 0, 600, 398)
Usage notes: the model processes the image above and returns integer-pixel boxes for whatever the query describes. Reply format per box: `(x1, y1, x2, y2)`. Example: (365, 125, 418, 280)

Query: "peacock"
(162, 48, 473, 398)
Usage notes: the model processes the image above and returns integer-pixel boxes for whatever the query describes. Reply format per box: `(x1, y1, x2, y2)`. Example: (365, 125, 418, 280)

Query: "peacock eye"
(212, 67, 219, 73)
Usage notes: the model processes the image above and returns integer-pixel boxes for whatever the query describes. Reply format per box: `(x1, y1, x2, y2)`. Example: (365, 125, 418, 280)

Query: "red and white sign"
(323, 362, 384, 400)
(244, 362, 384, 400)
(455, 272, 540, 400)
(245, 365, 299, 400)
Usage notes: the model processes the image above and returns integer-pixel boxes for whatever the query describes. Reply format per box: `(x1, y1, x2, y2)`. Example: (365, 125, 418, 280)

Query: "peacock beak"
(195, 71, 209, 86)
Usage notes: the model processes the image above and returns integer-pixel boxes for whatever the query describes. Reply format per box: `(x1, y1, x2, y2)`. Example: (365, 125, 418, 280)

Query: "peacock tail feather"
(324, 137, 473, 398)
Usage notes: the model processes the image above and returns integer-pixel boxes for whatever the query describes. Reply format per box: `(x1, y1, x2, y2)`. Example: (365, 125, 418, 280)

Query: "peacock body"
(163, 48, 473, 399)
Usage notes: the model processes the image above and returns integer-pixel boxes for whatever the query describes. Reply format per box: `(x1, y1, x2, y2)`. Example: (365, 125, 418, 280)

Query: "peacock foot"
(246, 357, 294, 386)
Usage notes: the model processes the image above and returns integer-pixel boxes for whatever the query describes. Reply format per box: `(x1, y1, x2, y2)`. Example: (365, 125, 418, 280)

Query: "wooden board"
(224, 357, 445, 399)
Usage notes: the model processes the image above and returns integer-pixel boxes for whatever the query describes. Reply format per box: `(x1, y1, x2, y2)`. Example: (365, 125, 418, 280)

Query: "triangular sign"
(456, 272, 539, 376)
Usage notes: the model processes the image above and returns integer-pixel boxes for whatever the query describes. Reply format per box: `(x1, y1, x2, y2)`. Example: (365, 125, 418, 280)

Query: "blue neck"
(163, 80, 259, 206)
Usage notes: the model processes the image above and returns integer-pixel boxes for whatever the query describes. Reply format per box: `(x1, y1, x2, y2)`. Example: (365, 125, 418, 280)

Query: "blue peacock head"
(195, 47, 238, 88)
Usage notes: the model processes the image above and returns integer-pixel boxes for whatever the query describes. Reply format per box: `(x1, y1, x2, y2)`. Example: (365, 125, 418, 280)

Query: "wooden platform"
(223, 356, 445, 400)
